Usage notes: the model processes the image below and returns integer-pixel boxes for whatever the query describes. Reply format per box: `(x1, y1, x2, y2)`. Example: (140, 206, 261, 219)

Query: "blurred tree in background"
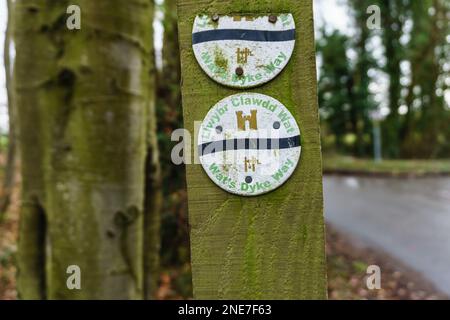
(0, 0, 15, 221)
(13, 0, 160, 299)
(318, 30, 356, 154)
(317, 0, 377, 158)
(156, 0, 191, 297)
(318, 0, 450, 159)
(0, 0, 449, 301)
(399, 0, 450, 158)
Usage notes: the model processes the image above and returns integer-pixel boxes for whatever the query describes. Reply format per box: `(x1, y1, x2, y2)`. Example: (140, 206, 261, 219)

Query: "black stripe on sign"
(199, 135, 301, 156)
(192, 29, 296, 45)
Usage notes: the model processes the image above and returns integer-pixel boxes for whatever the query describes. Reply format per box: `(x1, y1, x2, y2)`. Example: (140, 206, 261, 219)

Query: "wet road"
(324, 176, 450, 296)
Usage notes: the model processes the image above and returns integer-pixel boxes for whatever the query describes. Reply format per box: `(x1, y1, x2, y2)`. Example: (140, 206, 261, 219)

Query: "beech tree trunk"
(14, 0, 159, 299)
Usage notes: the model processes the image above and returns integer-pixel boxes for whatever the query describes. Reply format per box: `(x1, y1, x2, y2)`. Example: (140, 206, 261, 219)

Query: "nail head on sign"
(235, 67, 244, 76)
(212, 14, 220, 22)
(269, 15, 278, 23)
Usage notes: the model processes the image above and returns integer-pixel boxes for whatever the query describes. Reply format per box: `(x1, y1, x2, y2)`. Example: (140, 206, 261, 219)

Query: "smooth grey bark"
(14, 0, 159, 299)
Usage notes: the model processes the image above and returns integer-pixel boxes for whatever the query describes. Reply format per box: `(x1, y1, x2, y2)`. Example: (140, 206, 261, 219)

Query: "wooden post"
(178, 0, 327, 299)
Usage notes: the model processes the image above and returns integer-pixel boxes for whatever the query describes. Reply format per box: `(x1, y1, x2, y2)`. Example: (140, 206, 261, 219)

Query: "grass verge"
(323, 155, 450, 177)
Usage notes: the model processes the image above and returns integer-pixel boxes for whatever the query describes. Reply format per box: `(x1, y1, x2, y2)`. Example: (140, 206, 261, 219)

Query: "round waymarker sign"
(192, 14, 296, 88)
(198, 93, 301, 196)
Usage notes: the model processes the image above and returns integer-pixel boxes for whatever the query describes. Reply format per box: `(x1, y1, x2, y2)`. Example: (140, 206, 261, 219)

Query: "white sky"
(314, 0, 352, 35)
(0, 0, 355, 133)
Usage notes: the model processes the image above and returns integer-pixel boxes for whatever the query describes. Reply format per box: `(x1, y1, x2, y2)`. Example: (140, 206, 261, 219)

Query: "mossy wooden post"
(177, 0, 327, 299)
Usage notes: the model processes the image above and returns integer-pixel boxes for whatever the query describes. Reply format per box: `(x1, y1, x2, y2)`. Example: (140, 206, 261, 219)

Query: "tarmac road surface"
(324, 176, 450, 296)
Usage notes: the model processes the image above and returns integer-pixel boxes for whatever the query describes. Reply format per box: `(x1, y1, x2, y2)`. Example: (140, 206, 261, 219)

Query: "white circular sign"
(192, 14, 296, 88)
(198, 93, 301, 196)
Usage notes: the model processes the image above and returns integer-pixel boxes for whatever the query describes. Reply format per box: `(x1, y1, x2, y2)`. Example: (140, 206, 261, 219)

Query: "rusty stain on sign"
(198, 93, 301, 196)
(192, 14, 296, 88)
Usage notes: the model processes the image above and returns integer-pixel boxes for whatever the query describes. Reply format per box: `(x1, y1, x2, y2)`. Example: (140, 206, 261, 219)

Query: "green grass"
(323, 155, 450, 176)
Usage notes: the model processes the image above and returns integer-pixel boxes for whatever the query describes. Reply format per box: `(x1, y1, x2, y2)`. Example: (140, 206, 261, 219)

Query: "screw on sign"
(198, 93, 301, 196)
(192, 14, 296, 88)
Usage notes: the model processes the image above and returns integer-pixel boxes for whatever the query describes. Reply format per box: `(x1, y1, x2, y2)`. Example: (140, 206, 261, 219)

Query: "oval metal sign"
(192, 14, 296, 88)
(198, 93, 301, 196)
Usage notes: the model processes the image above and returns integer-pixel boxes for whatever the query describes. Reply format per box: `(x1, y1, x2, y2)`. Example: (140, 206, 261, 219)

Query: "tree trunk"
(143, 1, 162, 299)
(14, 0, 158, 299)
(0, 0, 17, 219)
(161, 0, 181, 111)
(177, 0, 327, 299)
(379, 0, 404, 158)
(157, 0, 189, 272)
